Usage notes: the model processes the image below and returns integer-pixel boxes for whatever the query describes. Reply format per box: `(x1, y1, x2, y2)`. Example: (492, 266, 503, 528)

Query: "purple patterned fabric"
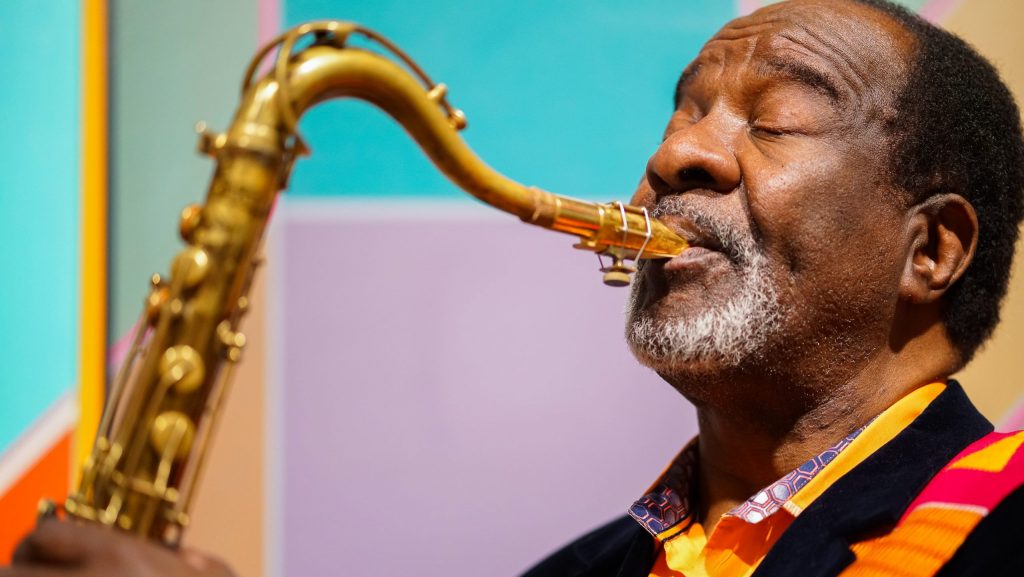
(628, 426, 867, 535)
(727, 428, 865, 524)
(628, 441, 698, 536)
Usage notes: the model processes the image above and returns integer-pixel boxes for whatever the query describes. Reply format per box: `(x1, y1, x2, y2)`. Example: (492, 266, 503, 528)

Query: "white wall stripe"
(281, 196, 510, 223)
(0, 391, 78, 497)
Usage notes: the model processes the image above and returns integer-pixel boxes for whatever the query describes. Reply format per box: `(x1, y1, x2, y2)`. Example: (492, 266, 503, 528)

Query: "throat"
(689, 390, 880, 532)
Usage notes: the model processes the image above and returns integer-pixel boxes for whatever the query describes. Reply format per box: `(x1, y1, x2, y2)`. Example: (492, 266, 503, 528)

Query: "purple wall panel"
(277, 202, 696, 576)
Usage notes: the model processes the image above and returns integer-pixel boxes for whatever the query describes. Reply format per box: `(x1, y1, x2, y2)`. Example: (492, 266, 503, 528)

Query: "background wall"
(0, 0, 83, 561)
(1, 0, 1021, 575)
(942, 0, 1024, 427)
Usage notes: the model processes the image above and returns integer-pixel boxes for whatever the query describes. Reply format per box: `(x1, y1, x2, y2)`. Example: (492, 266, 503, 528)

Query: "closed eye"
(750, 124, 791, 137)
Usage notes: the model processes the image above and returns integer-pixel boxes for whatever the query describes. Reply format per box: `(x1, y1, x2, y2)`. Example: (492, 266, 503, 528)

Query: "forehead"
(687, 0, 915, 106)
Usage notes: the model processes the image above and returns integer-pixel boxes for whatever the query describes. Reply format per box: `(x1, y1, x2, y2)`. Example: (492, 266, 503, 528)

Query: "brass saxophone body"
(66, 21, 686, 546)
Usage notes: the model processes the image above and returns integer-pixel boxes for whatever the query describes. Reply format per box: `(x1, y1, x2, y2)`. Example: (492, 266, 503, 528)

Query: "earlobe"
(899, 195, 978, 304)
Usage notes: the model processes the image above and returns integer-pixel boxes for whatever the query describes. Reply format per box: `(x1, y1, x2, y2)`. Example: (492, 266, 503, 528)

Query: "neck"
(692, 388, 874, 532)
(675, 320, 958, 534)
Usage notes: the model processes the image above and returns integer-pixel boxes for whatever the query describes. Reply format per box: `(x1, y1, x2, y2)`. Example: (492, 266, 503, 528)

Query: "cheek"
(744, 153, 904, 297)
(744, 158, 848, 273)
(631, 183, 655, 209)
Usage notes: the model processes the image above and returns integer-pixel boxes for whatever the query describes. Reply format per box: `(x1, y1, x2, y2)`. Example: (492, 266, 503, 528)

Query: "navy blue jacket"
(522, 383, 1024, 577)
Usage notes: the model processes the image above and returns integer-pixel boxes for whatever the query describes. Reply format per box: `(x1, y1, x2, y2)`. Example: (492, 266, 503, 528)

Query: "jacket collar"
(531, 381, 993, 577)
(752, 380, 993, 577)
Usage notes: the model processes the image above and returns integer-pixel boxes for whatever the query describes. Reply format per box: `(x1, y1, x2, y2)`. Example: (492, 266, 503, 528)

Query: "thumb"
(182, 549, 237, 577)
(12, 519, 97, 566)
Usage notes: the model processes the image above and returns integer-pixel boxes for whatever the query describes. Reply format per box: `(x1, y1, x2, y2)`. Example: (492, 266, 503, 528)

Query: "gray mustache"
(651, 197, 755, 265)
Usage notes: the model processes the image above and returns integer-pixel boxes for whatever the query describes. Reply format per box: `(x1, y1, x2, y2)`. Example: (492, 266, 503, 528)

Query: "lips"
(659, 213, 721, 248)
(656, 215, 727, 269)
(663, 245, 723, 272)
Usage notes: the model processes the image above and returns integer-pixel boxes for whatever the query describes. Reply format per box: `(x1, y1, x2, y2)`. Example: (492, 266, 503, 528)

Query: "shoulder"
(930, 430, 1024, 576)
(937, 483, 1024, 576)
(905, 429, 1024, 510)
(519, 516, 653, 577)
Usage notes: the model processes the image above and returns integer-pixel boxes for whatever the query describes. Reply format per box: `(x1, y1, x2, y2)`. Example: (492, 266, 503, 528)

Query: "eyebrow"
(757, 55, 842, 103)
(673, 63, 702, 108)
(673, 55, 844, 108)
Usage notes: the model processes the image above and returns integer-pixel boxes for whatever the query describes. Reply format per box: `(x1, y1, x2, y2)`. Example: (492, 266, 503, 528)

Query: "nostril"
(679, 167, 714, 186)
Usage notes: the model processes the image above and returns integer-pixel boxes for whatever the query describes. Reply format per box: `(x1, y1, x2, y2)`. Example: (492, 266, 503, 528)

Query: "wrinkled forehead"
(692, 0, 916, 107)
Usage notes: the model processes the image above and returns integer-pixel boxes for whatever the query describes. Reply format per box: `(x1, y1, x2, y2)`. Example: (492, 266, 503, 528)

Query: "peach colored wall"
(945, 0, 1024, 424)
(186, 271, 266, 577)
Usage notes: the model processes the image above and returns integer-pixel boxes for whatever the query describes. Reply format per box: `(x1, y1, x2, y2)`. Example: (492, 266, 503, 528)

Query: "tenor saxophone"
(64, 21, 687, 546)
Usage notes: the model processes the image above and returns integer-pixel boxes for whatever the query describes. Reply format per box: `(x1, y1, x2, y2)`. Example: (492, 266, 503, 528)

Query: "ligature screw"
(601, 257, 635, 287)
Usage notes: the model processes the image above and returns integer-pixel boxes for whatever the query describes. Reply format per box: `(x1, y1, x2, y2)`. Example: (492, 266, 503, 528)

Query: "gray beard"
(625, 199, 784, 374)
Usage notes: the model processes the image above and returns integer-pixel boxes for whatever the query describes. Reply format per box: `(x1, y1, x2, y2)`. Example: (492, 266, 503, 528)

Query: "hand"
(1, 519, 235, 577)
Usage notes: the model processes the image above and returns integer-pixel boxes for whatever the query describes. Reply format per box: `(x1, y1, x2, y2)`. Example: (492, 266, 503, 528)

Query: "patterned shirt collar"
(628, 425, 868, 537)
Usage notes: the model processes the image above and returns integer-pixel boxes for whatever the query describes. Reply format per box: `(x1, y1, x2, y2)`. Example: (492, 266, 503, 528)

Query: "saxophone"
(63, 21, 687, 546)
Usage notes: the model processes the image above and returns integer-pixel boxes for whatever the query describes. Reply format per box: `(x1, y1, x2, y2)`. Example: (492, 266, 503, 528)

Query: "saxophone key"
(159, 345, 206, 394)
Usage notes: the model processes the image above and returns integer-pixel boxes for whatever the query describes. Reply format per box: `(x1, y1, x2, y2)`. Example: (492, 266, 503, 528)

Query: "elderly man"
(5, 0, 1024, 576)
(523, 0, 1024, 575)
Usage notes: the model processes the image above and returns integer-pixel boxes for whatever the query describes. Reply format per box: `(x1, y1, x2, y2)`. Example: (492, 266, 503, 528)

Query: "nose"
(644, 117, 741, 200)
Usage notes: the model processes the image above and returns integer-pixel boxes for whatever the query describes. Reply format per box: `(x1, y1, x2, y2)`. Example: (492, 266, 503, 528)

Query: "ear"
(899, 194, 978, 304)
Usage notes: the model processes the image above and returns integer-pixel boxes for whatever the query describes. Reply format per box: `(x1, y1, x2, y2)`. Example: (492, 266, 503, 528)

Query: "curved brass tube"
(232, 22, 687, 278)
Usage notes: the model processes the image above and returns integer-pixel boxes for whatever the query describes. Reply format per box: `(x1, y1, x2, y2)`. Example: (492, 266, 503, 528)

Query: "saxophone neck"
(214, 22, 686, 283)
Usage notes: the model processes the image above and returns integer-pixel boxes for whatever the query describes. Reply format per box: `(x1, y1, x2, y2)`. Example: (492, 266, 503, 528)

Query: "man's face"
(627, 0, 917, 383)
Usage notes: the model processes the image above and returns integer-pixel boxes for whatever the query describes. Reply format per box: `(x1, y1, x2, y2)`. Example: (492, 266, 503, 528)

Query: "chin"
(631, 273, 739, 323)
(627, 319, 748, 375)
(625, 271, 785, 382)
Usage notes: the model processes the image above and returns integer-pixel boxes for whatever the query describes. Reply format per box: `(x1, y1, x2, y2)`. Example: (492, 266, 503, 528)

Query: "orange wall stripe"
(78, 0, 107, 475)
(0, 434, 72, 563)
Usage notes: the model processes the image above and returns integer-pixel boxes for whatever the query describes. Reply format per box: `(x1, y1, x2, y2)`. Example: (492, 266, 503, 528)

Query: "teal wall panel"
(753, 0, 929, 10)
(0, 0, 81, 451)
(285, 1, 735, 200)
(109, 0, 258, 341)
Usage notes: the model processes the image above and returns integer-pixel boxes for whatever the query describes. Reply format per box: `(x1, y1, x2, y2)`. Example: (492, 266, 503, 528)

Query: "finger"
(0, 566, 68, 577)
(12, 519, 98, 565)
(183, 550, 237, 577)
(11, 534, 35, 565)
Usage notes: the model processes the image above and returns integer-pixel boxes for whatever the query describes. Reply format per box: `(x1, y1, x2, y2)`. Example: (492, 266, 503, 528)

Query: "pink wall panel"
(273, 201, 697, 576)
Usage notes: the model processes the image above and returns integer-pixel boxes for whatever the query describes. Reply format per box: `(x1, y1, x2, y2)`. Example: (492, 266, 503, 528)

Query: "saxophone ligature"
(64, 21, 687, 546)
